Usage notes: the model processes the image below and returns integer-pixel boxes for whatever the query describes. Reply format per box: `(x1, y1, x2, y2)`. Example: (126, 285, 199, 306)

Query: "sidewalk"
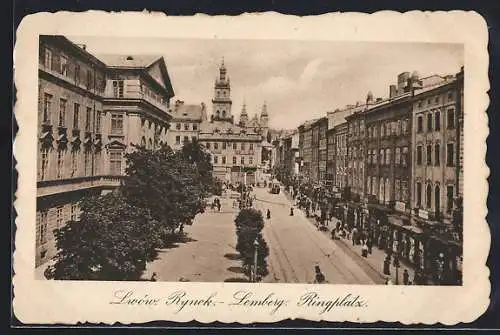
(298, 208, 418, 285)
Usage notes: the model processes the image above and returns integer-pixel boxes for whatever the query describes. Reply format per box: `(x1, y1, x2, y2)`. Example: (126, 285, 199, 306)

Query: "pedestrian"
(314, 265, 326, 284)
(150, 272, 157, 282)
(331, 228, 336, 240)
(290, 207, 294, 216)
(352, 227, 358, 246)
(383, 255, 391, 276)
(361, 243, 369, 258)
(403, 269, 409, 285)
(366, 237, 373, 254)
(267, 209, 271, 220)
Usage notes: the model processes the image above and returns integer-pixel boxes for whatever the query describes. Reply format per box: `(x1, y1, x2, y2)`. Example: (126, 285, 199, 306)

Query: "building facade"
(167, 101, 207, 150)
(198, 61, 268, 185)
(310, 117, 328, 183)
(36, 36, 174, 267)
(363, 90, 414, 214)
(297, 119, 316, 182)
(333, 122, 348, 190)
(326, 128, 335, 183)
(411, 69, 463, 224)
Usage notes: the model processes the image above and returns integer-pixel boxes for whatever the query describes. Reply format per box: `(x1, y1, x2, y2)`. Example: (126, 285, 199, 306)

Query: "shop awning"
(367, 203, 393, 213)
(387, 214, 423, 235)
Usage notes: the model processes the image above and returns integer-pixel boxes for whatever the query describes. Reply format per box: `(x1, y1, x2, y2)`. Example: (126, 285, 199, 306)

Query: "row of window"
(416, 143, 454, 167)
(416, 108, 455, 133)
(366, 119, 410, 139)
(175, 122, 198, 131)
(416, 91, 454, 109)
(42, 47, 105, 92)
(366, 147, 410, 167)
(175, 136, 196, 145)
(415, 182, 455, 214)
(366, 176, 409, 203)
(213, 155, 254, 165)
(204, 142, 255, 151)
(37, 203, 80, 247)
(42, 93, 125, 135)
(42, 93, 101, 132)
(39, 148, 122, 181)
(348, 120, 365, 137)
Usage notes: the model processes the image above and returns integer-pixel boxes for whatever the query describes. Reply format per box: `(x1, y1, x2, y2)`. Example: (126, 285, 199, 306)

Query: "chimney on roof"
(376, 97, 383, 102)
(77, 44, 87, 50)
(389, 85, 397, 98)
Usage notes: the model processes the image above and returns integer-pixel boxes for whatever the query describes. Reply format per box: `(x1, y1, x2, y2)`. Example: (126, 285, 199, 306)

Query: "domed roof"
(367, 91, 374, 101)
(411, 71, 420, 79)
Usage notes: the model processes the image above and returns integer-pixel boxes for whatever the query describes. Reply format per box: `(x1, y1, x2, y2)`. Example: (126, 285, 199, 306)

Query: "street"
(142, 187, 385, 284)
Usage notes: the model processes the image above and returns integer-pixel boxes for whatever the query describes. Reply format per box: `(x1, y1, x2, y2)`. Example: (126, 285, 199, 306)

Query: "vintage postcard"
(13, 11, 490, 325)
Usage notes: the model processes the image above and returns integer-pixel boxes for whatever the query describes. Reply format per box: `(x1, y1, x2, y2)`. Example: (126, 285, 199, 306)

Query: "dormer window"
(126, 56, 134, 60)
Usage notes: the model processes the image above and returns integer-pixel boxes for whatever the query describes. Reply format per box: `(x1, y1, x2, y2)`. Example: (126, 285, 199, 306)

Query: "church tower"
(211, 58, 233, 123)
(239, 102, 248, 127)
(260, 101, 269, 138)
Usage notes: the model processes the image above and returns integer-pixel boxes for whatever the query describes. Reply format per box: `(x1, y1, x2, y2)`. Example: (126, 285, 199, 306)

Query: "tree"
(122, 144, 207, 237)
(234, 208, 269, 280)
(179, 139, 215, 196)
(45, 193, 161, 280)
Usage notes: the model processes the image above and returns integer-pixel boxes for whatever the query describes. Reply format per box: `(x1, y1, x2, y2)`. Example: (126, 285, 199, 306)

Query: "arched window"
(435, 185, 441, 216)
(148, 138, 153, 150)
(216, 110, 220, 118)
(379, 177, 384, 203)
(426, 184, 432, 209)
(385, 178, 390, 203)
(141, 136, 146, 147)
(222, 110, 226, 118)
(435, 111, 441, 131)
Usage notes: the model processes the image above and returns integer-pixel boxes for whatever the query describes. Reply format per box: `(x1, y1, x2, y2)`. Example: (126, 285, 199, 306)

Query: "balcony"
(104, 81, 170, 115)
(37, 175, 124, 198)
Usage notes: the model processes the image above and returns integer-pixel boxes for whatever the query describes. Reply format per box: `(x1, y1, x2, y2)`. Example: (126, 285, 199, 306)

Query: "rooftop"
(172, 103, 205, 121)
(96, 54, 162, 68)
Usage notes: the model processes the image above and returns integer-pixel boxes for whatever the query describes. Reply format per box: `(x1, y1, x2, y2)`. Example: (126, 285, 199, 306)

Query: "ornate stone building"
(36, 36, 174, 268)
(411, 68, 464, 224)
(167, 100, 208, 150)
(198, 60, 270, 185)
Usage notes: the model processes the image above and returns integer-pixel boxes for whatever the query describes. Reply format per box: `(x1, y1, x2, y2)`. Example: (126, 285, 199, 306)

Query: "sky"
(68, 36, 464, 130)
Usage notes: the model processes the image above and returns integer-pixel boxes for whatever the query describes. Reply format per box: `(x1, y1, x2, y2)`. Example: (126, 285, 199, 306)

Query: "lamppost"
(394, 241, 400, 285)
(253, 238, 259, 282)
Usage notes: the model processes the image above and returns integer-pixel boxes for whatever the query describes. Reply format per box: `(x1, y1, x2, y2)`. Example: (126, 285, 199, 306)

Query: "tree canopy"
(46, 141, 215, 280)
(45, 193, 161, 280)
(122, 143, 210, 235)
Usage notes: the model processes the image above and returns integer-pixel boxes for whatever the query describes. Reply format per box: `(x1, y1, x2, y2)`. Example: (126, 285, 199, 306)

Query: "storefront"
(386, 214, 424, 268)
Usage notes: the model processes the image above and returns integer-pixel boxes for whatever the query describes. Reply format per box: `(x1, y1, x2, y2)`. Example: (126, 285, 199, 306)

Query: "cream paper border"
(13, 11, 490, 325)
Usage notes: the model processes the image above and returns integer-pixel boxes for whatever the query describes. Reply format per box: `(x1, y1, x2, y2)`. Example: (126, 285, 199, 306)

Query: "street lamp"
(394, 241, 400, 285)
(253, 238, 259, 282)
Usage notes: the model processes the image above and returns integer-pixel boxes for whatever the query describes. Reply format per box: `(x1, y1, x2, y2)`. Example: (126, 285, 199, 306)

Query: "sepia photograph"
(35, 35, 464, 286)
(13, 11, 489, 325)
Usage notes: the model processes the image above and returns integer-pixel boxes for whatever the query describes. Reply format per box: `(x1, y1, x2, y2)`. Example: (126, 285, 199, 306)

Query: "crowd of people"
(277, 178, 426, 286)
